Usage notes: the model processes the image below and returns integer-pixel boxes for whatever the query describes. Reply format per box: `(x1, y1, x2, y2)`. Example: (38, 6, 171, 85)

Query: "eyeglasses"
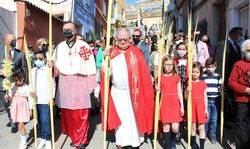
(132, 35, 141, 38)
(163, 63, 173, 67)
(117, 38, 130, 42)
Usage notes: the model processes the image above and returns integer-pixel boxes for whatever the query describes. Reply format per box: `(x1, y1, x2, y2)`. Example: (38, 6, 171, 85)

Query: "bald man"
(101, 28, 154, 149)
(0, 34, 28, 134)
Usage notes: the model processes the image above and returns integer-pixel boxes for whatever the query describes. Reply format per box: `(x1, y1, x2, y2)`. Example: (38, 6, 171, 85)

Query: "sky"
(127, 0, 139, 5)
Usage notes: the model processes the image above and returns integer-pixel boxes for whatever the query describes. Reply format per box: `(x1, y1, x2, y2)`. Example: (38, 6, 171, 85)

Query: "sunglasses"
(163, 63, 173, 67)
(178, 48, 186, 50)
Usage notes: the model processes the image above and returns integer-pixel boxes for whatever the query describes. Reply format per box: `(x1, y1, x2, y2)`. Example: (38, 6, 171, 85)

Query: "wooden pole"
(153, 38, 165, 149)
(187, 14, 193, 149)
(103, 0, 113, 149)
(23, 36, 38, 149)
(48, 0, 55, 148)
(165, 21, 173, 55)
(220, 31, 228, 144)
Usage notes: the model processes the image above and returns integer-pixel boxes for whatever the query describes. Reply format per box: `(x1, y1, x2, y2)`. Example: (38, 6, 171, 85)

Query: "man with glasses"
(101, 28, 154, 149)
(132, 28, 150, 66)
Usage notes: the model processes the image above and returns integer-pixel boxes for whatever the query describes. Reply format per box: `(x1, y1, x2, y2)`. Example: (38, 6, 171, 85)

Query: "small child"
(228, 39, 250, 149)
(156, 55, 184, 148)
(31, 50, 55, 149)
(202, 57, 222, 144)
(186, 62, 208, 149)
(5, 69, 32, 149)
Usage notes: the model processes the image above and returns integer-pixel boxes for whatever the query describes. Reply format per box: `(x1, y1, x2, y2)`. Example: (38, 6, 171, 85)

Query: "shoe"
(45, 140, 52, 149)
(211, 138, 217, 144)
(19, 136, 27, 149)
(70, 142, 75, 147)
(37, 139, 46, 149)
(6, 122, 11, 127)
(78, 144, 85, 149)
(11, 127, 18, 133)
(175, 138, 182, 145)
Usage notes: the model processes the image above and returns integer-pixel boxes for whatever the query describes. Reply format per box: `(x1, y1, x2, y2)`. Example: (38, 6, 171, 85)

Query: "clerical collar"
(66, 40, 76, 49)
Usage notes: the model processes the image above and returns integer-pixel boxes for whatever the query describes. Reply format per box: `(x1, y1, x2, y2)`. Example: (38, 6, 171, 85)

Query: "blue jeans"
(37, 104, 51, 140)
(205, 99, 217, 139)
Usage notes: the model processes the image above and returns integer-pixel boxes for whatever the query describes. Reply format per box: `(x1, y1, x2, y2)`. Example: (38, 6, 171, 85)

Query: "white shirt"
(31, 66, 56, 104)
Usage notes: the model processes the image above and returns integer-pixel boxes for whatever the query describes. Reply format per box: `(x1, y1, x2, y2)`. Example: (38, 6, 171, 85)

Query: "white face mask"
(245, 52, 250, 61)
(207, 67, 216, 74)
(177, 50, 187, 58)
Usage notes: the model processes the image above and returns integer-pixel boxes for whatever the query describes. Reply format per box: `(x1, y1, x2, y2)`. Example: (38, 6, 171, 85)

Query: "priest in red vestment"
(100, 28, 154, 149)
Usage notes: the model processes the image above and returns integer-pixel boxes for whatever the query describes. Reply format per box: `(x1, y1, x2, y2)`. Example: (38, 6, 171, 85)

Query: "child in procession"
(186, 62, 208, 149)
(5, 69, 33, 149)
(156, 55, 184, 149)
(31, 50, 56, 149)
(202, 57, 222, 144)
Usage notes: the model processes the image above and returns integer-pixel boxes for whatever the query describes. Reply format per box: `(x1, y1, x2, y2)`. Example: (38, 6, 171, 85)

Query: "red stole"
(100, 45, 154, 134)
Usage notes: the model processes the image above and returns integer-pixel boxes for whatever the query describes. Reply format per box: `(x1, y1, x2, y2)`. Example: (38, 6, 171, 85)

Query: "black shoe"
(70, 142, 75, 147)
(78, 144, 85, 149)
(11, 127, 18, 133)
(6, 122, 11, 127)
(175, 138, 182, 145)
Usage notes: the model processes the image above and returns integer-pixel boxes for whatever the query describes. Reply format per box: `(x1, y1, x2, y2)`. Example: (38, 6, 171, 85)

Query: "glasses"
(117, 38, 130, 42)
(132, 35, 141, 38)
(163, 63, 173, 67)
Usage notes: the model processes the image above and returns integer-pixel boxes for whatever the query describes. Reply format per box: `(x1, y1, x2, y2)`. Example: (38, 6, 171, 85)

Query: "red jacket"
(228, 60, 250, 103)
(100, 45, 155, 134)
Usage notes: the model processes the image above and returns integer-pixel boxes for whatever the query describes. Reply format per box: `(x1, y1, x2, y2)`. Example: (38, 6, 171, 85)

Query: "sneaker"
(19, 136, 27, 149)
(45, 140, 52, 149)
(37, 139, 46, 149)
(211, 138, 217, 144)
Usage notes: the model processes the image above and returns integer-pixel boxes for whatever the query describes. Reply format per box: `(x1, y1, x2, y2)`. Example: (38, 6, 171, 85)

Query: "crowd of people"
(0, 21, 249, 149)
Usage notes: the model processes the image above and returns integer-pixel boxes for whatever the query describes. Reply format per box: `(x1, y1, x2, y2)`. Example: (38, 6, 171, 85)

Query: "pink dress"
(9, 84, 31, 123)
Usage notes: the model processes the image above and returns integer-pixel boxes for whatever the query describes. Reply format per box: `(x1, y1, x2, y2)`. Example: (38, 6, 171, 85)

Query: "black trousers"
(0, 91, 15, 127)
(234, 102, 250, 149)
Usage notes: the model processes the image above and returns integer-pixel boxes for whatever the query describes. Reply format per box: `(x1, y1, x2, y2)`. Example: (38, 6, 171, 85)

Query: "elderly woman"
(228, 39, 250, 149)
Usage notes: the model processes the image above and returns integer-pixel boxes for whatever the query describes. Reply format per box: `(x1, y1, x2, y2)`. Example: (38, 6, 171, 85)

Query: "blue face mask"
(29, 53, 35, 59)
(34, 60, 45, 68)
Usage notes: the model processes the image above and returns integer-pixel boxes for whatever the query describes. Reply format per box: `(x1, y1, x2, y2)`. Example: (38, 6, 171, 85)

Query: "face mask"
(207, 67, 216, 74)
(34, 59, 45, 68)
(63, 29, 75, 40)
(245, 52, 250, 61)
(133, 38, 140, 45)
(177, 50, 187, 58)
(10, 40, 16, 48)
(237, 36, 244, 44)
(29, 53, 35, 59)
(41, 44, 48, 51)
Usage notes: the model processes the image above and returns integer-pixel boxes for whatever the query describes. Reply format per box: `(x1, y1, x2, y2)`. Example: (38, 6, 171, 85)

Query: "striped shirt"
(202, 73, 222, 98)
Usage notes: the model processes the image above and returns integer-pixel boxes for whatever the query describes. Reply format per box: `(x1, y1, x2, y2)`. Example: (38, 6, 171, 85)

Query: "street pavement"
(0, 110, 231, 149)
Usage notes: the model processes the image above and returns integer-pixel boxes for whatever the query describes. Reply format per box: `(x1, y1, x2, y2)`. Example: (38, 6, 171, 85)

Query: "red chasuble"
(100, 45, 155, 134)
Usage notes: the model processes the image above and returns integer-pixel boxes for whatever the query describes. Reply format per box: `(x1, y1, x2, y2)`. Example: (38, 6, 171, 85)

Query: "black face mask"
(133, 38, 140, 45)
(41, 44, 48, 51)
(10, 39, 16, 48)
(63, 29, 75, 40)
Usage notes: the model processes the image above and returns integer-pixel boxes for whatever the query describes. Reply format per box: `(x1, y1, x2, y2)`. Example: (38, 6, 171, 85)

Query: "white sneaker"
(45, 141, 52, 149)
(19, 136, 27, 149)
(37, 139, 46, 149)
